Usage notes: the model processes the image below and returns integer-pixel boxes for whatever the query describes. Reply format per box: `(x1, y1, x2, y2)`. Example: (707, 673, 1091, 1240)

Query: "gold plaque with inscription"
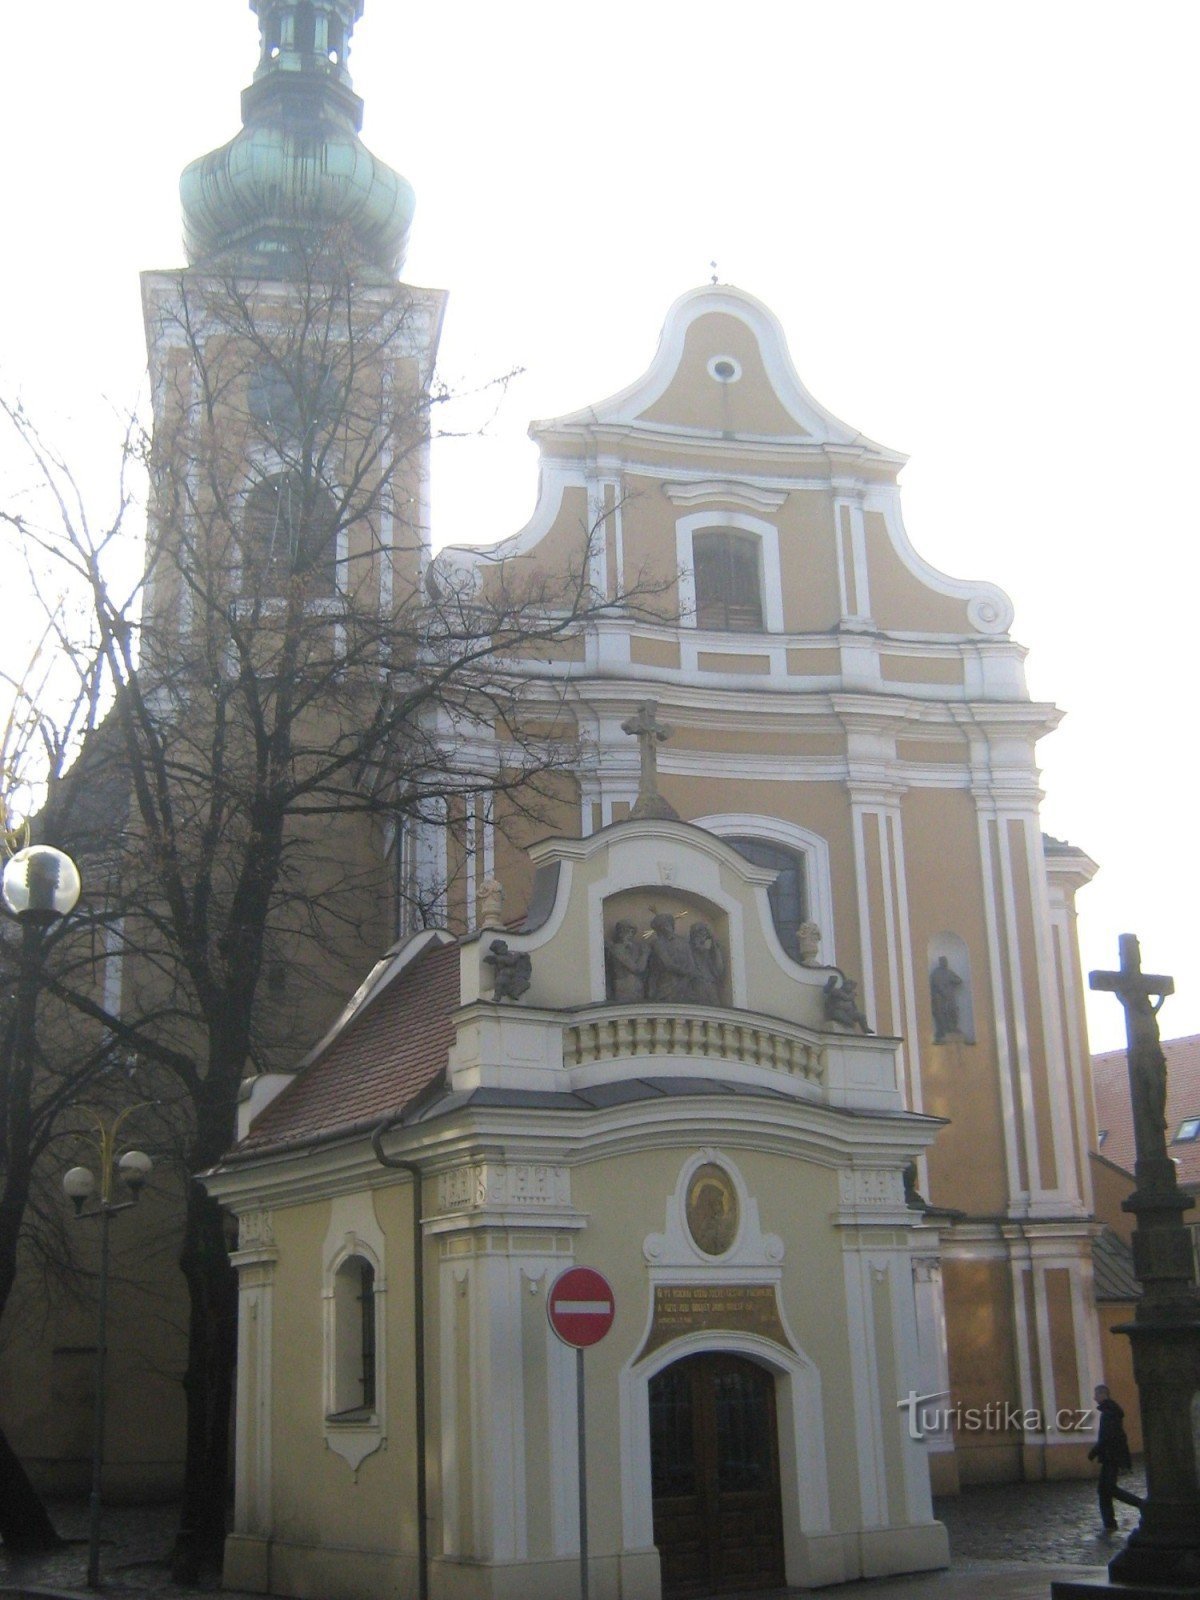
(637, 1282, 795, 1361)
(686, 1162, 739, 1256)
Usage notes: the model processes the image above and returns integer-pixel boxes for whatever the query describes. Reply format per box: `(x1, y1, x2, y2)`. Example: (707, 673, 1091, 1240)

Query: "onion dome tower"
(180, 1, 414, 279)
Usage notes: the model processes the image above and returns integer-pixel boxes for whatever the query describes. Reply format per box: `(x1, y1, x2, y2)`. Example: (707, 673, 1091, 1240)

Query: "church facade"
(204, 249, 1106, 1589)
(4, 0, 1112, 1590)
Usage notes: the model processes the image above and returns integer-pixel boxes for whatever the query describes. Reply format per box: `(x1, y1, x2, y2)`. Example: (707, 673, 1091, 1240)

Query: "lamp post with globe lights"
(62, 1105, 155, 1589)
(0, 842, 85, 1555)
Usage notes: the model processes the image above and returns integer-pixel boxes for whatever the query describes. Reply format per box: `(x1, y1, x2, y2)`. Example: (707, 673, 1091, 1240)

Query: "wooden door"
(649, 1352, 786, 1598)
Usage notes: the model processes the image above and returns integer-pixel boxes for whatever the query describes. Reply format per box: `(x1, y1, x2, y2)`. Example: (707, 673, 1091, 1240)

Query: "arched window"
(727, 837, 808, 961)
(243, 470, 338, 597)
(693, 530, 763, 631)
(330, 1254, 377, 1417)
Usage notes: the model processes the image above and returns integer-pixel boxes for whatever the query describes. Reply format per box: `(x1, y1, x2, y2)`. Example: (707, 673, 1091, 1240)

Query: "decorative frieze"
(837, 1168, 907, 1210)
(563, 1012, 824, 1081)
(437, 1162, 571, 1214)
(238, 1209, 275, 1250)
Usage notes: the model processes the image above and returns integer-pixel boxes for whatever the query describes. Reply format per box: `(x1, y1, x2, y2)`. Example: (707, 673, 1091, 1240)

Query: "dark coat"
(1090, 1397, 1133, 1471)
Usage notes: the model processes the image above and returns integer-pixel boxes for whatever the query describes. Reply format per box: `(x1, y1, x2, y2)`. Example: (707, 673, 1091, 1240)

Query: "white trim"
(321, 1194, 387, 1473)
(102, 917, 125, 1020)
(538, 284, 896, 460)
(663, 478, 788, 511)
(851, 804, 879, 1035)
(706, 353, 743, 384)
(977, 806, 1025, 1207)
(995, 814, 1043, 1199)
(868, 485, 1013, 636)
(675, 509, 784, 634)
(231, 1220, 276, 1538)
(841, 1249, 886, 1526)
(1007, 1250, 1039, 1426)
(1023, 820, 1082, 1206)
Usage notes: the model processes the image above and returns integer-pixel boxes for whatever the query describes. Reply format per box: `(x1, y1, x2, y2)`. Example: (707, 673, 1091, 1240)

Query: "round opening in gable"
(707, 355, 742, 383)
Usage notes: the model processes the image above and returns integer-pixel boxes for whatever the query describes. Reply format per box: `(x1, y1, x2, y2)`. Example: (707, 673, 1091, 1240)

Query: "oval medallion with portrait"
(685, 1163, 739, 1256)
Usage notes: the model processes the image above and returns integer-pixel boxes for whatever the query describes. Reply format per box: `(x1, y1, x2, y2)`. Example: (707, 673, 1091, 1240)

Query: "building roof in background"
(1092, 1034, 1200, 1190)
(1092, 1227, 1140, 1302)
(236, 937, 460, 1156)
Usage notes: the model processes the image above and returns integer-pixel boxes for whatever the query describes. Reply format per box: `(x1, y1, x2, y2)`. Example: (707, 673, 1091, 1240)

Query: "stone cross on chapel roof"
(621, 701, 679, 821)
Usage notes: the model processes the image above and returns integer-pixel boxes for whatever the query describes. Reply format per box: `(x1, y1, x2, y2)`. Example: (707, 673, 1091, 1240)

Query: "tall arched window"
(243, 470, 338, 597)
(727, 837, 808, 960)
(693, 530, 763, 631)
(330, 1254, 377, 1417)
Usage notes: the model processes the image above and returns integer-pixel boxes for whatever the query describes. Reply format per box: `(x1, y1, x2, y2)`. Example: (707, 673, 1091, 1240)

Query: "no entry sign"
(547, 1266, 616, 1348)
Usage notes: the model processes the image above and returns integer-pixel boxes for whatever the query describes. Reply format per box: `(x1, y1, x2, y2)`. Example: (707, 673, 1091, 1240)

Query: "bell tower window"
(692, 530, 763, 631)
(243, 471, 338, 597)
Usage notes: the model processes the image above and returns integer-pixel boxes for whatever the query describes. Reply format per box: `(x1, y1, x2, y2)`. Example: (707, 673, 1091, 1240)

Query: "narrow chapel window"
(358, 1260, 377, 1410)
(727, 837, 807, 960)
(243, 471, 338, 597)
(693, 530, 763, 631)
(331, 1254, 377, 1417)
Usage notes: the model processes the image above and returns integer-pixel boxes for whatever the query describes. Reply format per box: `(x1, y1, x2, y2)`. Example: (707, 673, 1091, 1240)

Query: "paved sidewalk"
(0, 1468, 1148, 1598)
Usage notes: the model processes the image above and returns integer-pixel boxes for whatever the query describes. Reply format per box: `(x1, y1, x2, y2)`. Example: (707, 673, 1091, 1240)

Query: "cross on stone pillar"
(1090, 932, 1174, 1173)
(621, 701, 679, 821)
(1056, 933, 1200, 1597)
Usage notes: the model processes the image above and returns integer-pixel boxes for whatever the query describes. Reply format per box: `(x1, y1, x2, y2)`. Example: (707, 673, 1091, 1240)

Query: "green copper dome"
(181, 1, 414, 278)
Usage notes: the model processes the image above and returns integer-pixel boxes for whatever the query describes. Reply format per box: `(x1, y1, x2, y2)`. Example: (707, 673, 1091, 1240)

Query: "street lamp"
(1, 843, 83, 923)
(1, 844, 153, 1589)
(61, 1106, 155, 1590)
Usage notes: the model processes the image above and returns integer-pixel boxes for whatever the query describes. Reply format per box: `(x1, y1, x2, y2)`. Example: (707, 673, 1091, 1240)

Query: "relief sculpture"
(604, 911, 729, 1005)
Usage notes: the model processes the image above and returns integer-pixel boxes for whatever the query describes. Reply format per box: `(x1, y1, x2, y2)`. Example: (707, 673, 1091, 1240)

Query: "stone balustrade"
(562, 1008, 825, 1083)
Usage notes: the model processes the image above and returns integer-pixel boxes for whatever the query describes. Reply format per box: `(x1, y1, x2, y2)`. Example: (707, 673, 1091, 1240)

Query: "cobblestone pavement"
(0, 1467, 1148, 1598)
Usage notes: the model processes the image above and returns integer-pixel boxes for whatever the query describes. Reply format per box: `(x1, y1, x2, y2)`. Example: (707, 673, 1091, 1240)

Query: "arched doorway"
(649, 1351, 785, 1598)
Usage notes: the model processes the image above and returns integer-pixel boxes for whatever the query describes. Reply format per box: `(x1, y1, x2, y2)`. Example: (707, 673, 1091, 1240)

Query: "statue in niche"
(930, 955, 963, 1041)
(485, 939, 532, 1002)
(797, 921, 822, 965)
(823, 973, 873, 1033)
(647, 912, 699, 1002)
(605, 920, 649, 1003)
(689, 922, 726, 1004)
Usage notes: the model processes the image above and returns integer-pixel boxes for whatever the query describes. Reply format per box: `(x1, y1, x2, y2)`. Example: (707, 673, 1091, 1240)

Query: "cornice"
(203, 1091, 943, 1214)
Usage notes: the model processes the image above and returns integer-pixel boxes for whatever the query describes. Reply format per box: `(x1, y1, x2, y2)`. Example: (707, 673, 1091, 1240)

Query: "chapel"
(4, 1, 1113, 1594)
(191, 3, 1106, 1595)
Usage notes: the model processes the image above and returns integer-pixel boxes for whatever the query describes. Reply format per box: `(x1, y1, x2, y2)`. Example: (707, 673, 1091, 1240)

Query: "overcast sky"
(4, 2, 1198, 1053)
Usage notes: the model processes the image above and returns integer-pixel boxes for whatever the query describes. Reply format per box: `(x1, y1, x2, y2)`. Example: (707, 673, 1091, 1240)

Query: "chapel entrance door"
(649, 1351, 786, 1598)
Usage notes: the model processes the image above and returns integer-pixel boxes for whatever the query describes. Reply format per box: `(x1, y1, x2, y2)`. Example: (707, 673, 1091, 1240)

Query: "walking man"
(1088, 1384, 1144, 1531)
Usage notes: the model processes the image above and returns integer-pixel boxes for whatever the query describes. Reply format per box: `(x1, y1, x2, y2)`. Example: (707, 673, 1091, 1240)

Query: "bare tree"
(0, 622, 162, 1552)
(2, 241, 665, 1573)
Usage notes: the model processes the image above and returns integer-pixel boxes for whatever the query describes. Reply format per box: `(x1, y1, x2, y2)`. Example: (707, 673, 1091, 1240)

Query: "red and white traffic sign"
(547, 1266, 616, 1348)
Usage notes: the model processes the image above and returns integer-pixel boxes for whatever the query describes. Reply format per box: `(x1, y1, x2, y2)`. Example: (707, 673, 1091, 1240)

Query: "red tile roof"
(237, 940, 461, 1155)
(1092, 1033, 1200, 1190)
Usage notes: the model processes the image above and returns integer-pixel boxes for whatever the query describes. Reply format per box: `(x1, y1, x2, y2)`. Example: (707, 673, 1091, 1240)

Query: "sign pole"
(546, 1265, 615, 1600)
(576, 1344, 588, 1600)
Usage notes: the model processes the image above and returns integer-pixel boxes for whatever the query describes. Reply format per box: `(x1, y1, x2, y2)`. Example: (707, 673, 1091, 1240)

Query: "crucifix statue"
(1089, 933, 1173, 1172)
(621, 700, 679, 820)
(1082, 938, 1200, 1593)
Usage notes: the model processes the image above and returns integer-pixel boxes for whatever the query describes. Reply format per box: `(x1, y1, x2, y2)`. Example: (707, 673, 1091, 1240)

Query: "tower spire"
(180, 0, 414, 279)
